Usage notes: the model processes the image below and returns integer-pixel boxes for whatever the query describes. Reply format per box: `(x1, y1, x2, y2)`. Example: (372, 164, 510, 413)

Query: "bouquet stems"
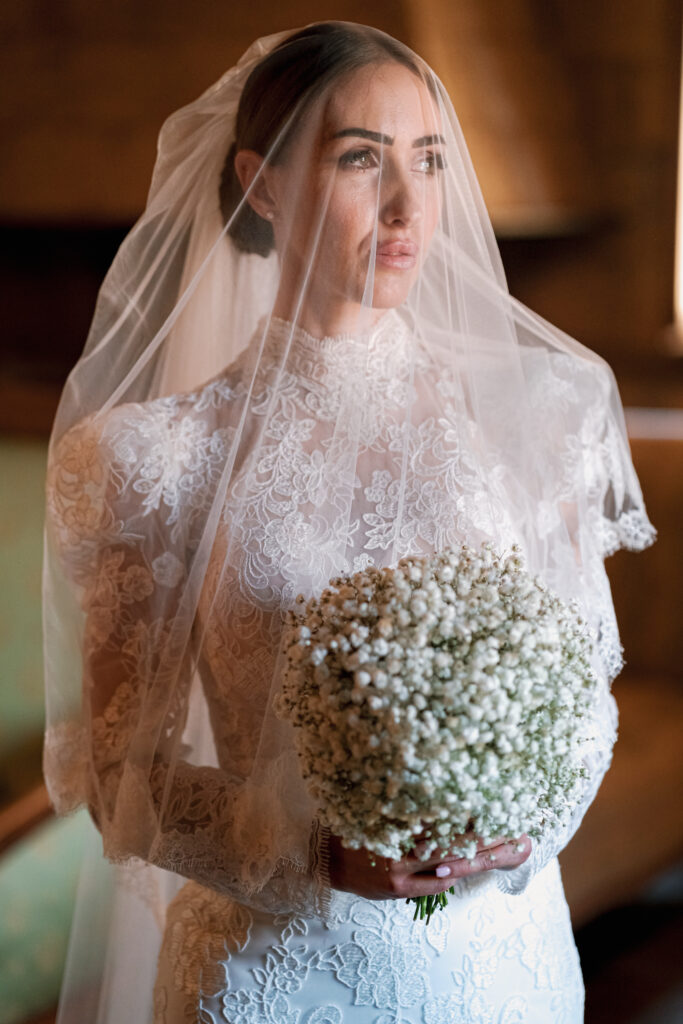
(408, 887, 455, 924)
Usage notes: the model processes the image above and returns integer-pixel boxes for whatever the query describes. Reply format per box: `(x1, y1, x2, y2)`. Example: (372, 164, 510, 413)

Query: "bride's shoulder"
(412, 326, 613, 398)
(54, 361, 245, 464)
(47, 365, 246, 532)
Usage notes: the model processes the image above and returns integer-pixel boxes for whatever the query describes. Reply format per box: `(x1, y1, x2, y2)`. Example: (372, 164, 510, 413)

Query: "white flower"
(275, 542, 598, 862)
(310, 646, 327, 666)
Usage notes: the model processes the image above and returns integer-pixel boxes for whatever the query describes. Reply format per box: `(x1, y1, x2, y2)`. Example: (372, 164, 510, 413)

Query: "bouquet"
(275, 544, 598, 922)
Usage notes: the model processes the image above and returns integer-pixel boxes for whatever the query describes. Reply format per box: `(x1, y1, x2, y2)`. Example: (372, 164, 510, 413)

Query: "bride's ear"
(234, 149, 278, 222)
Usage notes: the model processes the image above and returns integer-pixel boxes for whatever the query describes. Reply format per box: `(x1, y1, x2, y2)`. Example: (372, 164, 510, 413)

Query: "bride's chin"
(369, 277, 415, 311)
(322, 271, 415, 319)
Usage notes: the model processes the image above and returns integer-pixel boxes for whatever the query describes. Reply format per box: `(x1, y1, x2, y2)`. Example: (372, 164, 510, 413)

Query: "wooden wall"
(492, 2, 683, 402)
(0, 2, 411, 221)
(1, 0, 682, 412)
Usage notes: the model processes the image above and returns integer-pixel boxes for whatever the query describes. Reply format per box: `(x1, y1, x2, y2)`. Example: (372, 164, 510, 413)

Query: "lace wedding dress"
(47, 311, 641, 1023)
(154, 859, 582, 1023)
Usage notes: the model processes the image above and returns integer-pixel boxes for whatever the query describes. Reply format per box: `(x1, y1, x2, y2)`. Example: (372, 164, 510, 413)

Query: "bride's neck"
(271, 282, 387, 340)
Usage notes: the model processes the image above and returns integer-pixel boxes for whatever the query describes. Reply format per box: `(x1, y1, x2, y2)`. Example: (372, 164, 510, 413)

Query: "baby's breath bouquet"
(275, 544, 598, 922)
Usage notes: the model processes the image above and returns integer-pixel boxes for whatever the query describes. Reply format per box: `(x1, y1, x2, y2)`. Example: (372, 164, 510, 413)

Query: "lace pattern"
(44, 312, 654, 921)
(153, 859, 584, 1022)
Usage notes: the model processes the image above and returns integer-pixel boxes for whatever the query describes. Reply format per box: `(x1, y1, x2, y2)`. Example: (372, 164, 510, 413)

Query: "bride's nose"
(379, 166, 423, 227)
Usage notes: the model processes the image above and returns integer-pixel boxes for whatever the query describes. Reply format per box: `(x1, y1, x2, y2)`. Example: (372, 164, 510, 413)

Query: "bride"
(43, 22, 654, 1023)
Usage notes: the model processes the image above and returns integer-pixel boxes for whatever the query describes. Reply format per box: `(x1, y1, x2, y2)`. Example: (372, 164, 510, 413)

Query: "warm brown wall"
(1, 1, 682, 408)
(406, 0, 682, 399)
(495, 2, 682, 394)
(0, 1, 412, 221)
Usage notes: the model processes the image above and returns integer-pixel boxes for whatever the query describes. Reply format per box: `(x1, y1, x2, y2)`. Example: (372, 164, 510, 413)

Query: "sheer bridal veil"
(42, 22, 654, 1021)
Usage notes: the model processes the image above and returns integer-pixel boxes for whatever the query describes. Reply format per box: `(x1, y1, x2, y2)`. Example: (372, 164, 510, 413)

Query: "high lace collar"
(250, 309, 415, 386)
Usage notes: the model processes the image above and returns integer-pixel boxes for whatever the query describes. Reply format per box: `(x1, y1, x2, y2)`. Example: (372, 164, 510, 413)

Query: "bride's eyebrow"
(413, 134, 446, 148)
(332, 128, 394, 145)
(331, 128, 446, 148)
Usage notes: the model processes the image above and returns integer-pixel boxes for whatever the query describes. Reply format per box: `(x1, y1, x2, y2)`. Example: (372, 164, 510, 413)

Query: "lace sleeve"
(44, 409, 330, 919)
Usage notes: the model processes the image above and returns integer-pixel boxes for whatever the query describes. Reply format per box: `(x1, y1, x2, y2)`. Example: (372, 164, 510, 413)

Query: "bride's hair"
(220, 21, 425, 256)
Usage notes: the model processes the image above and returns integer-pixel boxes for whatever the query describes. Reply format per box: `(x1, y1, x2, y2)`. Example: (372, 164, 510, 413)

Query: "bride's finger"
(399, 834, 531, 879)
(405, 833, 508, 865)
(425, 835, 532, 879)
(388, 836, 531, 899)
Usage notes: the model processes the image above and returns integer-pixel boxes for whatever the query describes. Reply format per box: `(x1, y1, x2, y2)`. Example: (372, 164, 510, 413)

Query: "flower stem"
(407, 886, 455, 925)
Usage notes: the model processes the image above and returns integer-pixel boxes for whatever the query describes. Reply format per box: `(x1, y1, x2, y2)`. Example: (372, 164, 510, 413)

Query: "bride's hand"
(327, 832, 532, 901)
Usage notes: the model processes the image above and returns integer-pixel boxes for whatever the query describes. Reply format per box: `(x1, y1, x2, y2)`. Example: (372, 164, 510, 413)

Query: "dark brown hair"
(220, 22, 427, 256)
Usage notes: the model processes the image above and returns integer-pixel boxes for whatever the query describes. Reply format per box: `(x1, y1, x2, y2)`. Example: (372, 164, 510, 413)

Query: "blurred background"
(0, 2, 681, 1022)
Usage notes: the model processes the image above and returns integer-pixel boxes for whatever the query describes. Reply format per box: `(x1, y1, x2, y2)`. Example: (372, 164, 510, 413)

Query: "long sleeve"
(44, 404, 330, 919)
(84, 549, 328, 915)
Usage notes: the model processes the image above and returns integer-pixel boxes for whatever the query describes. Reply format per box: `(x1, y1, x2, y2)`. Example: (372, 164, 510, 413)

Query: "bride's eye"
(339, 147, 378, 170)
(415, 152, 447, 174)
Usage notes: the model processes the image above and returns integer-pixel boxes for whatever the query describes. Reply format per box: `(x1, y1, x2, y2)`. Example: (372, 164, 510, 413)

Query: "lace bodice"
(44, 311, 653, 918)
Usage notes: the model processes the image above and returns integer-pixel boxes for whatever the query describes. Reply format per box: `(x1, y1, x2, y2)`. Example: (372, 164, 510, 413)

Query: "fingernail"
(435, 864, 451, 878)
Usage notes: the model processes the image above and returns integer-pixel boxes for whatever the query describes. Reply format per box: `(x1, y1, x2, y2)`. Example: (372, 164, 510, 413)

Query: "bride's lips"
(375, 239, 418, 270)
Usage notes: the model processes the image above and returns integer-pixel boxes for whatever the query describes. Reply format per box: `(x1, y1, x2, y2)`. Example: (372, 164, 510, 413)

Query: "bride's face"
(271, 61, 445, 324)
